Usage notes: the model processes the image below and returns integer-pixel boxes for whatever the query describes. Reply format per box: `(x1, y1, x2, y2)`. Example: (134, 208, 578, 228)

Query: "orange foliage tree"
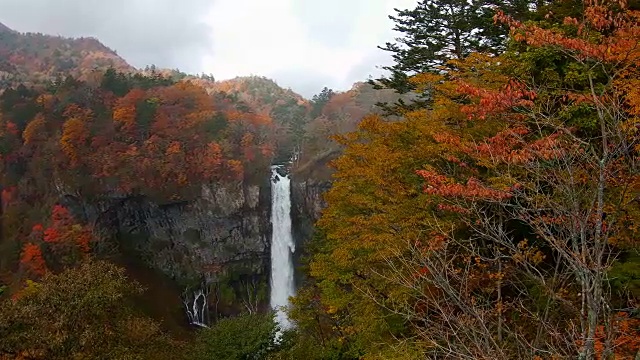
(410, 1, 640, 358)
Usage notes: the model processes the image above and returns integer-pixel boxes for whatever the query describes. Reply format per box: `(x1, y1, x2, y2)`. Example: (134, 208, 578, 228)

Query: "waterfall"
(182, 287, 210, 328)
(270, 166, 295, 330)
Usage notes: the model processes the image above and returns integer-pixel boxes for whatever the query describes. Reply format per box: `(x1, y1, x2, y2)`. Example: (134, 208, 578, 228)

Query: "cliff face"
(60, 180, 272, 285)
(291, 178, 329, 234)
(290, 177, 331, 285)
(58, 167, 331, 312)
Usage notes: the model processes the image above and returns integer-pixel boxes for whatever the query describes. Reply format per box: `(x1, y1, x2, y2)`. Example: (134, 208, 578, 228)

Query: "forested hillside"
(0, 22, 133, 87)
(0, 18, 412, 359)
(294, 82, 404, 179)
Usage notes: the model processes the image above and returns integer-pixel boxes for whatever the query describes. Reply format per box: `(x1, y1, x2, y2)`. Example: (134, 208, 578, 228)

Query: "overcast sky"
(0, 0, 417, 98)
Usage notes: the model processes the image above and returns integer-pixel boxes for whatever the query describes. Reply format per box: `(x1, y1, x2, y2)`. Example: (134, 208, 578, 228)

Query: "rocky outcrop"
(58, 165, 332, 309)
(60, 180, 272, 285)
(290, 177, 331, 281)
(291, 178, 328, 226)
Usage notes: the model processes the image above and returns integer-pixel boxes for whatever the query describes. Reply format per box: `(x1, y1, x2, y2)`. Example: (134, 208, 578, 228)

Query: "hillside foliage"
(0, 23, 133, 87)
(289, 0, 640, 359)
(0, 69, 278, 295)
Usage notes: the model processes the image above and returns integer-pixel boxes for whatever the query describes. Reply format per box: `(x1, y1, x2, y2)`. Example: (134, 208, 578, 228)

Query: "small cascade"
(270, 166, 296, 330)
(182, 287, 210, 328)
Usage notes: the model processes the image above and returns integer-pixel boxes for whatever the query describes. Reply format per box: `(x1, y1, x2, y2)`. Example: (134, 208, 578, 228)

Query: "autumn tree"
(294, 0, 640, 358)
(37, 205, 93, 268)
(18, 243, 47, 279)
(0, 261, 184, 359)
(21, 114, 46, 146)
(60, 116, 89, 167)
(112, 88, 145, 139)
(402, 1, 640, 358)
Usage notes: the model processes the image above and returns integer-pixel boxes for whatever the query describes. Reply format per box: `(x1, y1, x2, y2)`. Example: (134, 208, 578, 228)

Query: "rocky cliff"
(60, 180, 272, 286)
(291, 178, 328, 236)
(290, 176, 331, 285)
(57, 166, 331, 318)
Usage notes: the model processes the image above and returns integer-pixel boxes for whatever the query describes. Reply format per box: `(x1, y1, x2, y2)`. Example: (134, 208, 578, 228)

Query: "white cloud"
(202, 0, 418, 97)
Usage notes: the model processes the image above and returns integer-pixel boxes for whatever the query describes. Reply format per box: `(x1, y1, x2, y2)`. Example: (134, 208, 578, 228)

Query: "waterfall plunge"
(270, 166, 295, 330)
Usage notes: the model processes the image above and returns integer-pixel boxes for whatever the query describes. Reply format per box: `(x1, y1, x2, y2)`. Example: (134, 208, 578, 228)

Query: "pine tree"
(310, 87, 335, 118)
(370, 0, 534, 114)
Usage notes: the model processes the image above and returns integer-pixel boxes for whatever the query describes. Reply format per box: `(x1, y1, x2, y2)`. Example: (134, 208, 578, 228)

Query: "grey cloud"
(268, 49, 394, 98)
(267, 68, 333, 99)
(0, 0, 214, 73)
(344, 50, 394, 84)
(291, 0, 368, 48)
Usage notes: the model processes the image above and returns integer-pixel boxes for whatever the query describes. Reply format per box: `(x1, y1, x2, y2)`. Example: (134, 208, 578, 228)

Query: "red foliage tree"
(414, 1, 640, 357)
(39, 205, 93, 266)
(19, 243, 47, 278)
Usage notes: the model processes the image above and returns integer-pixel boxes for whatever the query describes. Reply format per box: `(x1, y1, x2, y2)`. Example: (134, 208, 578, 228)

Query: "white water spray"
(270, 166, 295, 330)
(183, 287, 209, 328)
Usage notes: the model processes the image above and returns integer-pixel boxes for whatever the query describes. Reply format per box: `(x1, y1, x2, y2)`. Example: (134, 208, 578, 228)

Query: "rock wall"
(290, 177, 331, 286)
(291, 178, 329, 227)
(289, 151, 337, 249)
(58, 168, 332, 316)
(60, 180, 272, 285)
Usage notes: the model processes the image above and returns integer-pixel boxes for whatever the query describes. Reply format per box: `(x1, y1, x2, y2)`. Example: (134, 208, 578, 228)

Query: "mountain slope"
(0, 21, 410, 170)
(0, 22, 133, 87)
(294, 82, 405, 178)
(207, 76, 308, 114)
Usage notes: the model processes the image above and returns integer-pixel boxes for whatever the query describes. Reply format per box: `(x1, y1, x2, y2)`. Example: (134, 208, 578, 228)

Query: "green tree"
(100, 67, 131, 97)
(0, 261, 183, 360)
(190, 312, 279, 360)
(370, 0, 534, 113)
(271, 98, 308, 162)
(310, 87, 335, 118)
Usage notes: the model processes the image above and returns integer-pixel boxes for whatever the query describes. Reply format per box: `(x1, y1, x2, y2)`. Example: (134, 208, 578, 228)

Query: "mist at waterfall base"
(270, 166, 296, 330)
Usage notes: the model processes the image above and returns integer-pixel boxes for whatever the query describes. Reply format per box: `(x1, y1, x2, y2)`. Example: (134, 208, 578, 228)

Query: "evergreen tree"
(370, 0, 534, 114)
(100, 67, 130, 97)
(310, 87, 334, 119)
(271, 98, 308, 162)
